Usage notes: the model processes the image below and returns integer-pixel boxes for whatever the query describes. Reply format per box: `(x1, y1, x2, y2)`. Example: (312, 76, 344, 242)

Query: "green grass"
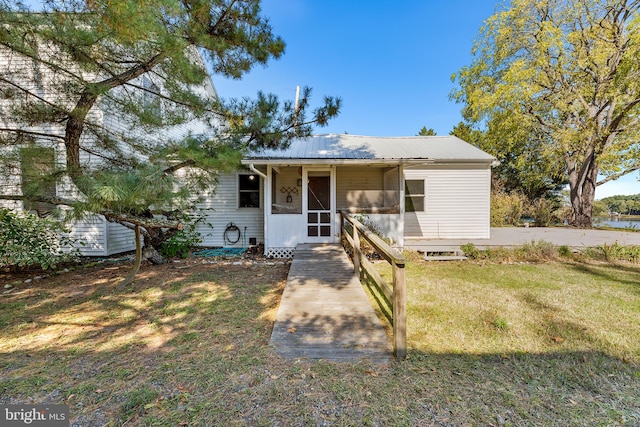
(1, 256, 639, 426)
(401, 258, 640, 361)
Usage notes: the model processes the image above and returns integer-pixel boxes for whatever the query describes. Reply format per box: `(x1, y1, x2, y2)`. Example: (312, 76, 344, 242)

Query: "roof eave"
(241, 158, 494, 166)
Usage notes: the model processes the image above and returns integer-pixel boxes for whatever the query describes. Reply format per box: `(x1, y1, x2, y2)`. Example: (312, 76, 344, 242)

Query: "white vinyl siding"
(106, 222, 136, 255)
(64, 217, 108, 256)
(62, 216, 135, 256)
(195, 172, 264, 248)
(404, 166, 490, 239)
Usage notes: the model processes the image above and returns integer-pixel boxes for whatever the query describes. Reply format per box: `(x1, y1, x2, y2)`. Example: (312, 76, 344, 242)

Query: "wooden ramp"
(270, 244, 391, 363)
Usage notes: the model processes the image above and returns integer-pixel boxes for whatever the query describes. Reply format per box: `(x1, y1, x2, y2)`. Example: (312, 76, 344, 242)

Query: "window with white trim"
(405, 179, 425, 212)
(238, 174, 260, 208)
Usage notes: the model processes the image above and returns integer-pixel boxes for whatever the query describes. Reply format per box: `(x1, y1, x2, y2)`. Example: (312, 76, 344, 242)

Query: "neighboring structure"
(196, 134, 496, 258)
(0, 46, 217, 256)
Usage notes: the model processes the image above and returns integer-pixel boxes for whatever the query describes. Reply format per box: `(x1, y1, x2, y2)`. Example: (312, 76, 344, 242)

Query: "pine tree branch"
(0, 194, 182, 230)
(123, 79, 224, 117)
(0, 41, 86, 84)
(102, 211, 182, 230)
(78, 145, 136, 168)
(0, 128, 64, 141)
(163, 159, 196, 175)
(0, 194, 77, 205)
(0, 76, 71, 117)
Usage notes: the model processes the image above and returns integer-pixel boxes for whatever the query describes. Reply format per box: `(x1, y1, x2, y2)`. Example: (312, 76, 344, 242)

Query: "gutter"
(248, 163, 267, 179)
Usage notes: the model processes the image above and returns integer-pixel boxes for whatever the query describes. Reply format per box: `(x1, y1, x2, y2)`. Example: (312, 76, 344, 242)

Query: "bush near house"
(0, 209, 78, 270)
(490, 191, 527, 226)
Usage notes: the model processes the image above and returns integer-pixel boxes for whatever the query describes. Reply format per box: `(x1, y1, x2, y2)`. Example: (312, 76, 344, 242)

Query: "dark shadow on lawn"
(2, 344, 638, 427)
(2, 258, 640, 426)
(565, 260, 640, 289)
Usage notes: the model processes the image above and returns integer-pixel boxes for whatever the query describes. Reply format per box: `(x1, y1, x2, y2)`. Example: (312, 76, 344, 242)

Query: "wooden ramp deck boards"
(269, 244, 391, 363)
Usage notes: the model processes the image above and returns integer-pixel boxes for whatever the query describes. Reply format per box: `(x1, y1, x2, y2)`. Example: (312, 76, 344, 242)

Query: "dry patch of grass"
(1, 254, 640, 426)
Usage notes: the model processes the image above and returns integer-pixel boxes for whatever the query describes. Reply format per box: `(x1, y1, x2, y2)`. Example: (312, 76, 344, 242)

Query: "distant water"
(594, 217, 640, 230)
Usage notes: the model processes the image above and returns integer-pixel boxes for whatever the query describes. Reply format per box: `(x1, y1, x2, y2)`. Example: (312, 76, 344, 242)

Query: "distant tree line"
(600, 195, 640, 216)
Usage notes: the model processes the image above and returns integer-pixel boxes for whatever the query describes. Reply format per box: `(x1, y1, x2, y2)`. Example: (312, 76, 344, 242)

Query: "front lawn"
(1, 255, 639, 426)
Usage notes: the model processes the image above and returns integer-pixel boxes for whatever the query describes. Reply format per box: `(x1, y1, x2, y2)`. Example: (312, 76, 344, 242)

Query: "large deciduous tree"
(450, 121, 567, 200)
(0, 0, 340, 261)
(453, 0, 640, 227)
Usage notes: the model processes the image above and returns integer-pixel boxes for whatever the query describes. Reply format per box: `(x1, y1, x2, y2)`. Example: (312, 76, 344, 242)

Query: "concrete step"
(423, 254, 468, 261)
(423, 249, 467, 261)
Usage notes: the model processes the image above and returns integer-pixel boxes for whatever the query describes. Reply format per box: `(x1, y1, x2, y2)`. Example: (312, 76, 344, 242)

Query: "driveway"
(405, 227, 640, 250)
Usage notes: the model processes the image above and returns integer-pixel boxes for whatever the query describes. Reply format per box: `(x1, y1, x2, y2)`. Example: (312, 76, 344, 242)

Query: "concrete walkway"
(269, 244, 391, 363)
(405, 227, 640, 251)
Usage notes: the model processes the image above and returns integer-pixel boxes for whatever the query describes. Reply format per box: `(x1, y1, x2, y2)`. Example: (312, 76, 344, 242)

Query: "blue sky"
(214, 0, 638, 199)
(215, 0, 495, 137)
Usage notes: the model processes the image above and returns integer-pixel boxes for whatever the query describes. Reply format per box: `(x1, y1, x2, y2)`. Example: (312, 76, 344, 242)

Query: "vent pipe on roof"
(294, 85, 300, 133)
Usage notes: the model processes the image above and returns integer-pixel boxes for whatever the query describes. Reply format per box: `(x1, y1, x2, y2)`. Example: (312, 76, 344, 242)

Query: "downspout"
(248, 164, 269, 256)
(248, 163, 267, 179)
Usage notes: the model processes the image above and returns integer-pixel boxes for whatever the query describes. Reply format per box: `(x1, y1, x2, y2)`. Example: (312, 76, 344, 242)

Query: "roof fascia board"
(241, 158, 493, 167)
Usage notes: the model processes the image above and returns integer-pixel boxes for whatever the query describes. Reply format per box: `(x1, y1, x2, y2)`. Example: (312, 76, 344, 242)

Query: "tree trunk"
(65, 92, 98, 183)
(568, 157, 599, 228)
(140, 226, 181, 265)
(142, 246, 165, 265)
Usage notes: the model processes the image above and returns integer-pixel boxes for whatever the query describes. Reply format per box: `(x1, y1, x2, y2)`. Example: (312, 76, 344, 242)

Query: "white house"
(1, 38, 494, 259)
(195, 134, 496, 258)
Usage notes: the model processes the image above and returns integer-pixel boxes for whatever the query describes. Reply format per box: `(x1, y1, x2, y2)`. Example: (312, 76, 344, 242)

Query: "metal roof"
(243, 134, 495, 164)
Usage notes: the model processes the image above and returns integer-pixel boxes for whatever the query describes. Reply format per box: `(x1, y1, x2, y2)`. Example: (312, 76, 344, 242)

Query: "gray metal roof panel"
(244, 134, 495, 162)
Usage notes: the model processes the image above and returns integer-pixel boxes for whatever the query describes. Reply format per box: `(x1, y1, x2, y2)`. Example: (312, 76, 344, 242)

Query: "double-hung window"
(404, 179, 425, 212)
(238, 174, 260, 208)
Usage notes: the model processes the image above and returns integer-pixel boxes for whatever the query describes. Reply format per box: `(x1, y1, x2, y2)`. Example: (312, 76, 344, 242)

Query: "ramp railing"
(340, 212, 406, 359)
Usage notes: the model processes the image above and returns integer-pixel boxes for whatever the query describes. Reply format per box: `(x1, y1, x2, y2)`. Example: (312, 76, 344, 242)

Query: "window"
(405, 179, 425, 212)
(238, 174, 260, 208)
(142, 76, 161, 116)
(270, 167, 302, 214)
(20, 146, 56, 216)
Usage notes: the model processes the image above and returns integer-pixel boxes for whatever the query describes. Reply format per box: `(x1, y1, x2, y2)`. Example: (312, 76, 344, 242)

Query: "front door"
(305, 169, 333, 243)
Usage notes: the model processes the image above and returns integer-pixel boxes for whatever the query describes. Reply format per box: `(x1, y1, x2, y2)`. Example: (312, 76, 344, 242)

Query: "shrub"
(491, 191, 526, 226)
(528, 198, 559, 227)
(159, 227, 202, 258)
(516, 240, 557, 260)
(558, 245, 572, 257)
(158, 211, 210, 259)
(461, 243, 480, 259)
(0, 208, 78, 270)
(598, 242, 640, 263)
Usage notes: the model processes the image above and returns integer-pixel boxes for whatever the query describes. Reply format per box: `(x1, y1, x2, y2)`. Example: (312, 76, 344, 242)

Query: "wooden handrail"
(341, 211, 406, 359)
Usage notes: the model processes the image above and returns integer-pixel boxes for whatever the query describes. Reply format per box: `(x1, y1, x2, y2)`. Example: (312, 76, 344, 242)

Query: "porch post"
(264, 165, 271, 254)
